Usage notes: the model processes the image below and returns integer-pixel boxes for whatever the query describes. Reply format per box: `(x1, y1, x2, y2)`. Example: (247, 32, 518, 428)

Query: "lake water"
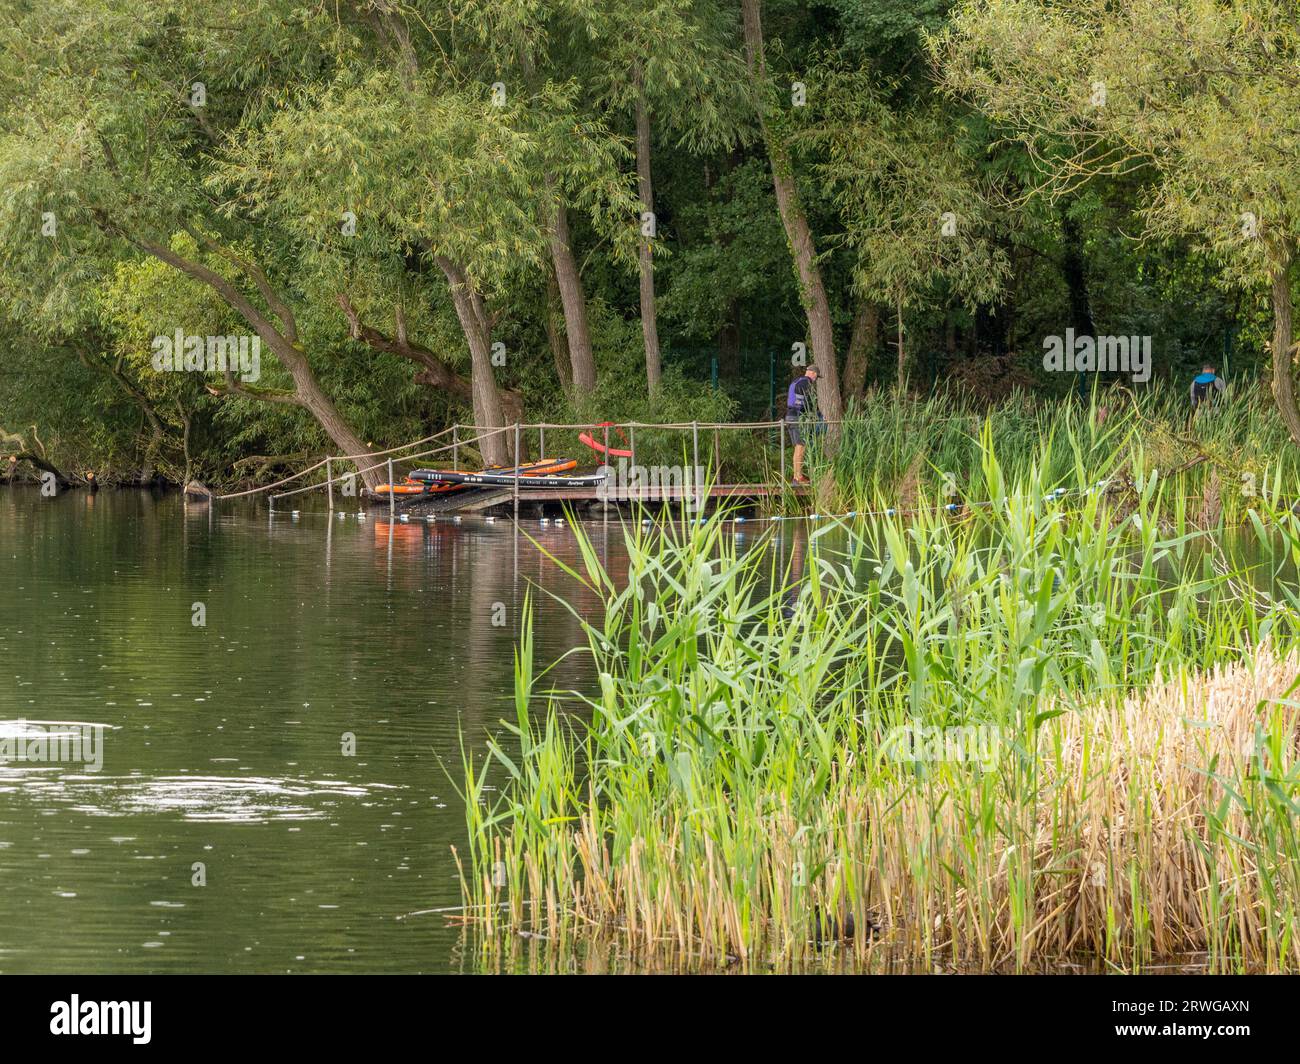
(0, 487, 714, 973)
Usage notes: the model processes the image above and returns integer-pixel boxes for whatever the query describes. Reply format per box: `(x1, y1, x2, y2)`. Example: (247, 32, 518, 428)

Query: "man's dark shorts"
(785, 416, 824, 446)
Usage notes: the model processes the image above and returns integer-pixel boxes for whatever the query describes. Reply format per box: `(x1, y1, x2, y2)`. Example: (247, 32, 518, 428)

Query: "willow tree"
(739, 0, 845, 429)
(455, 0, 625, 395)
(938, 0, 1300, 440)
(806, 78, 1010, 390)
(0, 0, 390, 489)
(221, 69, 634, 465)
(577, 0, 751, 393)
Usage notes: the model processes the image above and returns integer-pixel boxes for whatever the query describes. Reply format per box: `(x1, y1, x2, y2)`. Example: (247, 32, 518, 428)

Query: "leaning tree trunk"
(1269, 245, 1300, 445)
(549, 199, 598, 394)
(740, 0, 843, 431)
(545, 270, 573, 394)
(128, 233, 387, 492)
(261, 334, 384, 489)
(437, 259, 511, 466)
(634, 73, 662, 394)
(842, 301, 880, 401)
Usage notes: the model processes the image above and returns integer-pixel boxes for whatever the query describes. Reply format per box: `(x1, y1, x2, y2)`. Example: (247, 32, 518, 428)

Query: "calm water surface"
(1, 488, 762, 973)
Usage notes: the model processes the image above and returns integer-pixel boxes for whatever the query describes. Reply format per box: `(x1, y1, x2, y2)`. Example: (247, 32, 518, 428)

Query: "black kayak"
(408, 468, 606, 489)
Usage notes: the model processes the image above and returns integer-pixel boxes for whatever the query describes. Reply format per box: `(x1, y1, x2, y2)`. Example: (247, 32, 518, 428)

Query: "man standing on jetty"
(785, 365, 822, 484)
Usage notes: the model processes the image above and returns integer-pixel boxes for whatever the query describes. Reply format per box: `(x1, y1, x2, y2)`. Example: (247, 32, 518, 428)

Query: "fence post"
(779, 419, 786, 484)
(452, 424, 459, 470)
(387, 457, 395, 520)
(326, 458, 334, 510)
(628, 424, 635, 465)
(539, 425, 545, 461)
(691, 421, 699, 507)
(513, 422, 521, 521)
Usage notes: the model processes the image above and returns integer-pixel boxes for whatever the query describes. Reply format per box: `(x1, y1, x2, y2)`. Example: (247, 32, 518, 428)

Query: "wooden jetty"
(241, 418, 822, 517)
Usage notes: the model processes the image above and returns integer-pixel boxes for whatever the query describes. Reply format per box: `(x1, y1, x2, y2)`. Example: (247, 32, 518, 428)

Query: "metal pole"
(780, 419, 786, 483)
(327, 458, 334, 510)
(628, 424, 635, 464)
(387, 457, 395, 521)
(539, 425, 545, 461)
(513, 422, 521, 521)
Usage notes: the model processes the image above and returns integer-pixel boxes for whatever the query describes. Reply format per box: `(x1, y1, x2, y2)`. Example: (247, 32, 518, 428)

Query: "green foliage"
(0, 0, 1293, 481)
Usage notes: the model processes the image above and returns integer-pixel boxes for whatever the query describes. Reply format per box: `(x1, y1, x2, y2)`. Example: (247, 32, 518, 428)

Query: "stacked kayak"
(408, 459, 603, 489)
(372, 458, 599, 499)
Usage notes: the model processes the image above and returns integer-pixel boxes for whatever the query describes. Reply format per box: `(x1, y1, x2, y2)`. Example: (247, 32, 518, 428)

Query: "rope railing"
(216, 457, 332, 500)
(267, 425, 511, 502)
(216, 414, 937, 511)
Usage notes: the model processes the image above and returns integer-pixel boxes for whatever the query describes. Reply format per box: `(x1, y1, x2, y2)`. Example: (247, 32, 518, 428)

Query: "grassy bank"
(457, 441, 1300, 972)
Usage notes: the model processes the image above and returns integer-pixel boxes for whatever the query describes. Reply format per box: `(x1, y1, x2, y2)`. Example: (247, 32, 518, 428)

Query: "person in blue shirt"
(785, 365, 823, 484)
(1190, 364, 1225, 419)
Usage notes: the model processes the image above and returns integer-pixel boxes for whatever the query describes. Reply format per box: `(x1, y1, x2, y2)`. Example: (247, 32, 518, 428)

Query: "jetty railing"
(215, 417, 844, 519)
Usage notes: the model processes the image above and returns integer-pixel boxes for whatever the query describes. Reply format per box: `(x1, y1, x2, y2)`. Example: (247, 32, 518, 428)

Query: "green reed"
(457, 436, 1300, 972)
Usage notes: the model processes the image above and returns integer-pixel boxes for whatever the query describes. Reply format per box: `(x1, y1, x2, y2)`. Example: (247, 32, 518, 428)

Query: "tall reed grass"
(456, 438, 1300, 972)
(799, 385, 1298, 525)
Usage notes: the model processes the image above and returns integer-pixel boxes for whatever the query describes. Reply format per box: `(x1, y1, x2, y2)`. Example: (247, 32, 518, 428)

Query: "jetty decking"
(434, 482, 806, 514)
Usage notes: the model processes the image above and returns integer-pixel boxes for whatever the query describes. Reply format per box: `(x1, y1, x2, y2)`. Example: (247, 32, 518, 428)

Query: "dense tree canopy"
(0, 0, 1295, 486)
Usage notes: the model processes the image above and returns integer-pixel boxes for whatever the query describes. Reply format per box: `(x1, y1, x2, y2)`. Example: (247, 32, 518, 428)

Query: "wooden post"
(539, 425, 545, 461)
(713, 427, 721, 483)
(326, 458, 334, 510)
(628, 424, 635, 464)
(513, 423, 521, 521)
(452, 424, 459, 470)
(387, 457, 395, 520)
(779, 419, 786, 484)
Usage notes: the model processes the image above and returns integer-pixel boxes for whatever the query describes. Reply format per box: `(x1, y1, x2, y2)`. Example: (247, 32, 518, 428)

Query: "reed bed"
(807, 386, 1300, 524)
(457, 440, 1300, 972)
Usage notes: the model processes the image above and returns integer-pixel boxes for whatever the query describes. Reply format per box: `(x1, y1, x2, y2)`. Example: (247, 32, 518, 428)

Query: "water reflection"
(0, 489, 647, 973)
